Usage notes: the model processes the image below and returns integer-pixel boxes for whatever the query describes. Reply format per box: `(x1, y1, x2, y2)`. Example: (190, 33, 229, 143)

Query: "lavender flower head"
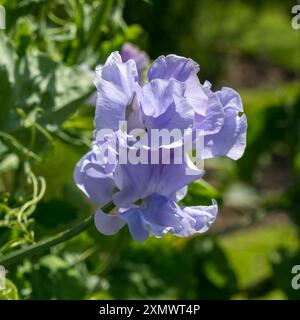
(74, 51, 247, 242)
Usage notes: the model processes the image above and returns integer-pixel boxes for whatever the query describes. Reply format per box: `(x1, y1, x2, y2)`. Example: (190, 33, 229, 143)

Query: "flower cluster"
(74, 47, 247, 242)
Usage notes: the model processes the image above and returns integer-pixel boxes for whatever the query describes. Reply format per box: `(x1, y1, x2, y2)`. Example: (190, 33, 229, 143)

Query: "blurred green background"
(0, 0, 300, 300)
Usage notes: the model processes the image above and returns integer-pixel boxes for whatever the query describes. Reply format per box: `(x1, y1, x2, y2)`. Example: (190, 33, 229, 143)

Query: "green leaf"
(0, 33, 93, 133)
(15, 51, 94, 128)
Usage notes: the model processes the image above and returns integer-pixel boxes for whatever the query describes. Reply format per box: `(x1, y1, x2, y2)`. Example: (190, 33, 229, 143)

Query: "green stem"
(0, 202, 115, 267)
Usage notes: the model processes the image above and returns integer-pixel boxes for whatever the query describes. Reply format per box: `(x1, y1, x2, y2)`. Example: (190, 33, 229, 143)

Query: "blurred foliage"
(0, 0, 300, 300)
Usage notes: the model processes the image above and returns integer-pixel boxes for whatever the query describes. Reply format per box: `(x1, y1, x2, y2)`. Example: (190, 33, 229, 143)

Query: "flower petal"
(94, 52, 140, 131)
(121, 42, 149, 84)
(94, 210, 126, 235)
(113, 162, 204, 207)
(121, 208, 149, 242)
(204, 87, 247, 160)
(148, 54, 199, 82)
(176, 200, 218, 237)
(118, 195, 217, 241)
(73, 151, 115, 205)
(194, 87, 224, 135)
(148, 54, 208, 115)
(140, 79, 194, 131)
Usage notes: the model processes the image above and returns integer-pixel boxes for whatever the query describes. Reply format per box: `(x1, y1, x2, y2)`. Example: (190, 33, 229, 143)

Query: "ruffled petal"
(73, 151, 115, 205)
(94, 209, 126, 235)
(94, 52, 140, 131)
(121, 208, 149, 242)
(147, 54, 208, 115)
(113, 161, 204, 208)
(121, 43, 149, 84)
(148, 54, 199, 82)
(194, 86, 224, 135)
(113, 163, 158, 207)
(114, 195, 217, 241)
(204, 87, 247, 160)
(156, 160, 204, 198)
(218, 87, 243, 112)
(176, 200, 218, 237)
(140, 78, 194, 131)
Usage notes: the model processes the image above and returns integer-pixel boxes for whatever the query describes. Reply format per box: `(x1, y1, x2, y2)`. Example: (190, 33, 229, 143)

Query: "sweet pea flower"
(74, 51, 247, 241)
